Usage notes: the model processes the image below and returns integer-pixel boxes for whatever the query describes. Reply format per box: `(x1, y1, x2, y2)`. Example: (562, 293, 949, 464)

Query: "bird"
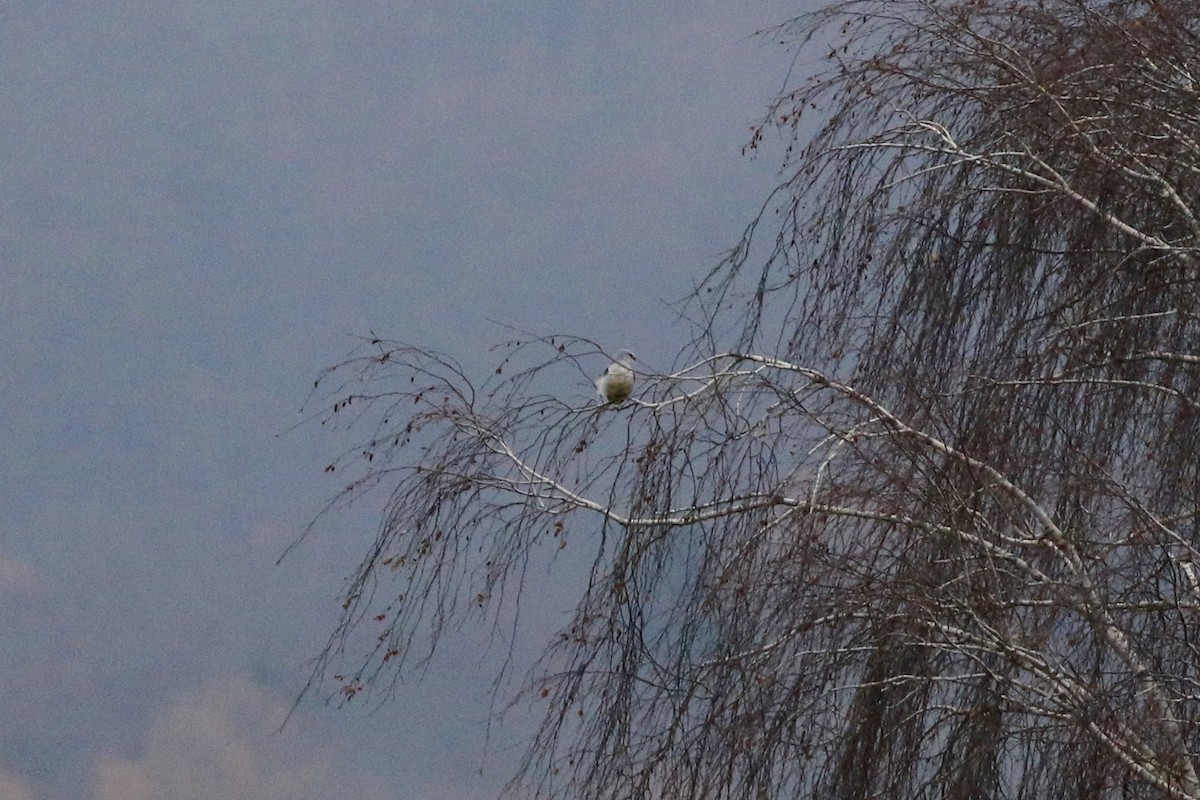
(595, 351, 636, 404)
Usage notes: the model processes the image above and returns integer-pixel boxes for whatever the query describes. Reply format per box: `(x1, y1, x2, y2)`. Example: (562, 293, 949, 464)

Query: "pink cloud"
(0, 556, 36, 595)
(91, 676, 391, 800)
(0, 768, 36, 800)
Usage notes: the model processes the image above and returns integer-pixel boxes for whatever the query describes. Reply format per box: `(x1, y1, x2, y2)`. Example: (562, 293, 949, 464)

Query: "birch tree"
(304, 1, 1200, 797)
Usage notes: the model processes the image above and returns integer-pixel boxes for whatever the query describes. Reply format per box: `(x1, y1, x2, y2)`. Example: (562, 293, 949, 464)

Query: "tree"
(302, 1, 1200, 797)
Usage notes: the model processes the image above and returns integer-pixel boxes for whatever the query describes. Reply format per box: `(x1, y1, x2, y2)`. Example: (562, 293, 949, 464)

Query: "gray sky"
(1, 3, 806, 798)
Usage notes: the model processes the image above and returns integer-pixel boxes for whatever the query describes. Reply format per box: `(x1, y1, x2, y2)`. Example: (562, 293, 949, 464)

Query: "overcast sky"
(1, 3, 809, 798)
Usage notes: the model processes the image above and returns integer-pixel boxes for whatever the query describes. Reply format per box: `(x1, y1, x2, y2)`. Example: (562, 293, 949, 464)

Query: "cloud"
(0, 556, 36, 595)
(0, 768, 36, 800)
(91, 676, 391, 800)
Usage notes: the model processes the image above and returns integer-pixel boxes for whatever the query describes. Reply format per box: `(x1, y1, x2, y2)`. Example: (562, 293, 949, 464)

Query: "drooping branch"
(305, 333, 1200, 797)
(302, 2, 1200, 798)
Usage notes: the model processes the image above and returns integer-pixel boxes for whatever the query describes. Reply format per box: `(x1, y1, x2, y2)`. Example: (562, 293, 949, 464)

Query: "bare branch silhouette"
(300, 1, 1200, 797)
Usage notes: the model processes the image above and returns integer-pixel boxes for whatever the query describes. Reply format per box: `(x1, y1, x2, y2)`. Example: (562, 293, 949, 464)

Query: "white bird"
(595, 351, 636, 404)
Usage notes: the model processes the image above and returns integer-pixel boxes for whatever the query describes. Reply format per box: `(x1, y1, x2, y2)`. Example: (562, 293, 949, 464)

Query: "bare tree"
(301, 1, 1200, 798)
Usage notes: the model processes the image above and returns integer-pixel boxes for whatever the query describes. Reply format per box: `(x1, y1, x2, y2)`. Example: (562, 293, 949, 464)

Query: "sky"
(0, 3, 807, 798)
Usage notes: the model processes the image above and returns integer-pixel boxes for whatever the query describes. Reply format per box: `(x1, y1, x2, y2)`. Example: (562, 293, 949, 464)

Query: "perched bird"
(595, 351, 636, 404)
